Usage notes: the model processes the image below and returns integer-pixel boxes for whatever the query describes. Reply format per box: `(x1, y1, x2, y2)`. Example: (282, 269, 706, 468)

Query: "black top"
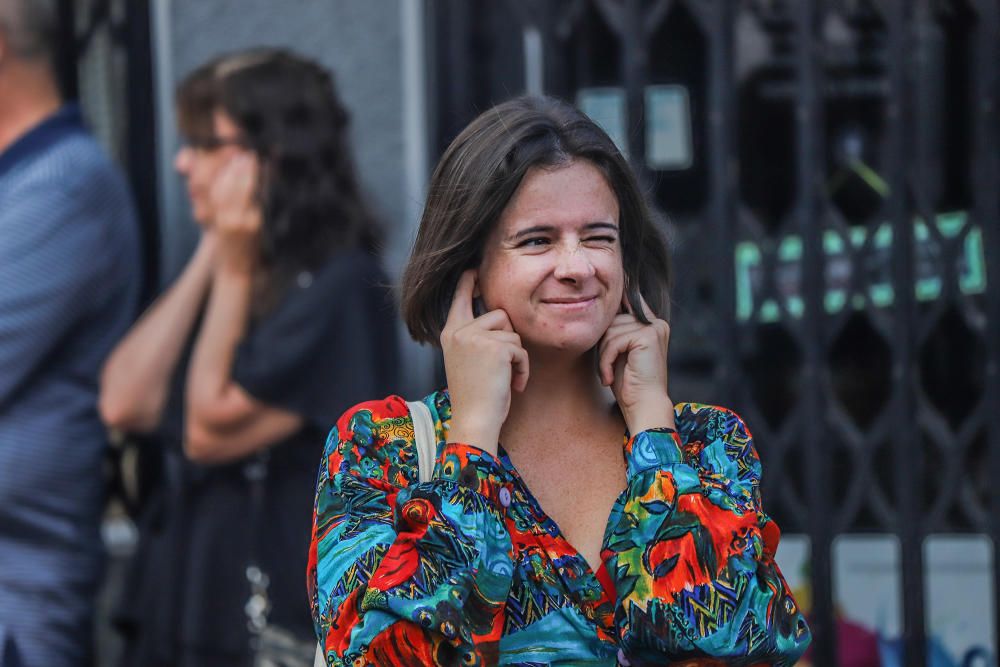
(116, 248, 398, 666)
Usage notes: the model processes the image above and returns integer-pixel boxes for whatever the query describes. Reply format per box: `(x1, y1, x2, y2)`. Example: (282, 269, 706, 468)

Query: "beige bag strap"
(314, 643, 325, 667)
(407, 399, 437, 483)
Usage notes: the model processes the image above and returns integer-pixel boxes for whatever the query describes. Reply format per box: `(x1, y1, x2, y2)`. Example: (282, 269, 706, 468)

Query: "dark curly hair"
(176, 48, 379, 306)
(401, 95, 671, 346)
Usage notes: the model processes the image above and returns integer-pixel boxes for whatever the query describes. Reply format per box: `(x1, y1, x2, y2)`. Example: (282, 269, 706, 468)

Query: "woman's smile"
(540, 295, 599, 310)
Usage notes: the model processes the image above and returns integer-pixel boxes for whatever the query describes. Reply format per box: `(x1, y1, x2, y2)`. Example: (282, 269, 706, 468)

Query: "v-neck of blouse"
(434, 388, 627, 635)
(493, 441, 618, 628)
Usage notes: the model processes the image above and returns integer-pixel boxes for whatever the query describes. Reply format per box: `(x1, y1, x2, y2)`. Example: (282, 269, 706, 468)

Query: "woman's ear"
(471, 271, 484, 316)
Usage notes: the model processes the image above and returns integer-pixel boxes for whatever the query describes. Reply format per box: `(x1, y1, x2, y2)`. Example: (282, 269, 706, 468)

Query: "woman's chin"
(515, 318, 614, 359)
(188, 201, 211, 226)
(528, 334, 604, 358)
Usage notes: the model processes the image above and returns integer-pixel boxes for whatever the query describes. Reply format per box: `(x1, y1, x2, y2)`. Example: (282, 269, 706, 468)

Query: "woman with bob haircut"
(308, 95, 810, 666)
(101, 49, 397, 666)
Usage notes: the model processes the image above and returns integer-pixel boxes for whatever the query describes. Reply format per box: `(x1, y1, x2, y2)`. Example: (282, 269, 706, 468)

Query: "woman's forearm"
(185, 264, 253, 415)
(182, 265, 305, 463)
(99, 235, 217, 432)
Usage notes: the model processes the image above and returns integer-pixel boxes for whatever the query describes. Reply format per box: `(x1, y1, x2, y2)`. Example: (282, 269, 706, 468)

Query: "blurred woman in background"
(100, 48, 397, 667)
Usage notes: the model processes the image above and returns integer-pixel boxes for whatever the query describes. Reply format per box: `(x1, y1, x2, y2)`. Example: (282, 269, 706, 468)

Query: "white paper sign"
(645, 84, 692, 170)
(576, 87, 627, 158)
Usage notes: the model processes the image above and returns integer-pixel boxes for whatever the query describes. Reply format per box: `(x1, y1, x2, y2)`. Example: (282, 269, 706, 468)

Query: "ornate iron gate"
(429, 1, 999, 664)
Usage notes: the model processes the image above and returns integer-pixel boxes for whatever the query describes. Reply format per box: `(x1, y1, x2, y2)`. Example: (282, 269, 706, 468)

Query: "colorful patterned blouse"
(308, 390, 811, 666)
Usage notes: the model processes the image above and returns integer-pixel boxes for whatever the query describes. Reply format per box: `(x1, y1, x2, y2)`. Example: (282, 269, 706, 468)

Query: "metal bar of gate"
(887, 2, 926, 664)
(620, 0, 647, 177)
(794, 1, 835, 663)
(972, 0, 1000, 656)
(707, 0, 738, 409)
(123, 0, 159, 306)
(55, 0, 77, 100)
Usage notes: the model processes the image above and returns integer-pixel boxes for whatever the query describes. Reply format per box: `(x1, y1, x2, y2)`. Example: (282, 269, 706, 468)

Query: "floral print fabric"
(308, 390, 810, 666)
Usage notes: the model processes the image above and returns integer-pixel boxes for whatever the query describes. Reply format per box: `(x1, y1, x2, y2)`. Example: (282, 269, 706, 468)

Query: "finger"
(232, 154, 259, 206)
(637, 293, 656, 321)
(445, 269, 477, 328)
(654, 318, 671, 346)
(212, 157, 251, 210)
(602, 317, 644, 339)
(620, 288, 632, 316)
(208, 166, 231, 203)
(474, 308, 516, 332)
(598, 332, 633, 386)
(455, 326, 520, 348)
(510, 345, 530, 392)
(604, 325, 664, 358)
(482, 330, 521, 347)
(221, 152, 254, 187)
(221, 152, 249, 182)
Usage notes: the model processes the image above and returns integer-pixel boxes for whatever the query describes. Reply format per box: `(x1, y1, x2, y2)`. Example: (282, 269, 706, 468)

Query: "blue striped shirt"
(0, 104, 142, 667)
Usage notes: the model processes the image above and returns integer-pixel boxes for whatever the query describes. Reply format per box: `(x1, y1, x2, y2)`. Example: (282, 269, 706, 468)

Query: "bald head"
(0, 0, 57, 63)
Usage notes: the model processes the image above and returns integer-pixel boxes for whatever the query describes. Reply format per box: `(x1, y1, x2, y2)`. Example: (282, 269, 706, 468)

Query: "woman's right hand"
(208, 152, 263, 277)
(440, 269, 529, 456)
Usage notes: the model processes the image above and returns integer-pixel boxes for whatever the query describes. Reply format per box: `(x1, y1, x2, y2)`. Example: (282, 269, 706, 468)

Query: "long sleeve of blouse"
(606, 405, 811, 664)
(308, 394, 811, 667)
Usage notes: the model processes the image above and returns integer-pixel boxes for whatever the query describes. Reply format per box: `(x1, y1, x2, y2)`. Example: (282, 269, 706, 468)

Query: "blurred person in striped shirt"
(0, 0, 142, 665)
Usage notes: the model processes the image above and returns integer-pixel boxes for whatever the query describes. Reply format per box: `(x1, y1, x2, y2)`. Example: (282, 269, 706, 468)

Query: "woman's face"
(477, 159, 625, 356)
(174, 109, 244, 226)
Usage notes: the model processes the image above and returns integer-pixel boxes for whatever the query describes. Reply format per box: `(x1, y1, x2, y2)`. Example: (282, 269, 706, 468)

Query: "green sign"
(735, 211, 986, 322)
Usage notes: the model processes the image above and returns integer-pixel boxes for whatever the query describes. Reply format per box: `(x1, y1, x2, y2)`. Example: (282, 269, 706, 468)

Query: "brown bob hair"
(401, 95, 671, 346)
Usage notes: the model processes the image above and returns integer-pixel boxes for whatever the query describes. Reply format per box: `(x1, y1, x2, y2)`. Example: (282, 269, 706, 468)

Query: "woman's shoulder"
(334, 394, 409, 431)
(672, 402, 761, 469)
(322, 391, 444, 485)
(308, 247, 386, 288)
(267, 248, 386, 316)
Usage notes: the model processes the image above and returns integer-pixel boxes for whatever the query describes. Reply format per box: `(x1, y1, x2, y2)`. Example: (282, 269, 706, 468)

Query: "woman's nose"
(174, 146, 193, 174)
(552, 242, 596, 281)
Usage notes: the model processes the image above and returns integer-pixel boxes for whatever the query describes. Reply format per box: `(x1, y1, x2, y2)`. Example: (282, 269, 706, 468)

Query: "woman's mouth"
(541, 296, 598, 310)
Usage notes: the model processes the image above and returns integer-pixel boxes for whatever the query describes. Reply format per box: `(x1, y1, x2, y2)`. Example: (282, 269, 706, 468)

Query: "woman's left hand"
(597, 295, 675, 435)
(208, 152, 263, 276)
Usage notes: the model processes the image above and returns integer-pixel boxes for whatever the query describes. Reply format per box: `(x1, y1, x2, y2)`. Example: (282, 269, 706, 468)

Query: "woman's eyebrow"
(582, 222, 619, 233)
(510, 225, 554, 240)
(509, 222, 619, 241)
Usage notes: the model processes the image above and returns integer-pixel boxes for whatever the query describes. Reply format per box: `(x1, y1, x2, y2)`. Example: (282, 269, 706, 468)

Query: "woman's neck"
(501, 348, 620, 455)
